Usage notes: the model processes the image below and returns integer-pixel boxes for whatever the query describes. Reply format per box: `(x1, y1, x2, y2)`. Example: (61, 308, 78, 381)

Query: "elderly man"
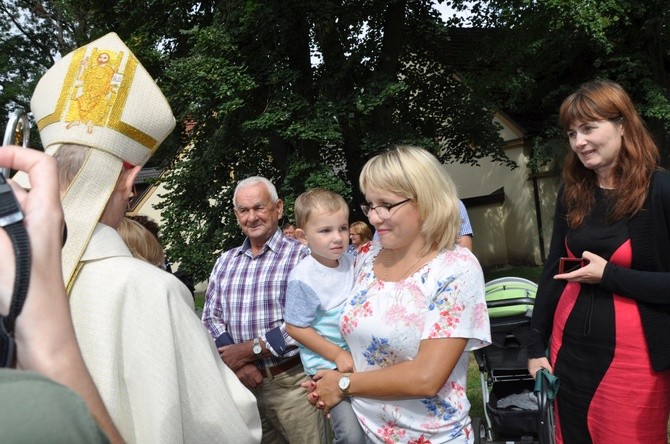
(203, 176, 327, 444)
(17, 32, 261, 443)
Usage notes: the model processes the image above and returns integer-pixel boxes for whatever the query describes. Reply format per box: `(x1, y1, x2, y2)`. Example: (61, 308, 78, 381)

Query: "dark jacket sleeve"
(600, 170, 670, 304)
(527, 187, 569, 359)
(601, 266, 670, 303)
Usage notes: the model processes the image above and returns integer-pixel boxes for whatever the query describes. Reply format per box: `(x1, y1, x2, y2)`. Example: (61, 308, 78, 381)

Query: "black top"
(528, 170, 670, 371)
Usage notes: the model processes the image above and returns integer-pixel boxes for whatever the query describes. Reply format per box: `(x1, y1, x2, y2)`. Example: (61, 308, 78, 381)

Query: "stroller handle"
(534, 368, 558, 444)
(486, 297, 535, 309)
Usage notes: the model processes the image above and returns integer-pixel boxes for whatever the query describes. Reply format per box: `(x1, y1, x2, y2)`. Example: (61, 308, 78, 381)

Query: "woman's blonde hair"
(118, 217, 166, 268)
(349, 221, 373, 243)
(359, 145, 460, 254)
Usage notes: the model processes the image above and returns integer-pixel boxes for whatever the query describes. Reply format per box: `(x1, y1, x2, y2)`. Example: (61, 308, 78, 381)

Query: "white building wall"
(443, 112, 562, 269)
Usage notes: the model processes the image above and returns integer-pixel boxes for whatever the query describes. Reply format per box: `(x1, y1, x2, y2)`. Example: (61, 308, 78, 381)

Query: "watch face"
(338, 376, 350, 391)
(252, 338, 262, 355)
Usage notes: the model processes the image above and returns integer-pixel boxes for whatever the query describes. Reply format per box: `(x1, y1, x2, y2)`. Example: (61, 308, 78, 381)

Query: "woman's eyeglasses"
(360, 198, 411, 218)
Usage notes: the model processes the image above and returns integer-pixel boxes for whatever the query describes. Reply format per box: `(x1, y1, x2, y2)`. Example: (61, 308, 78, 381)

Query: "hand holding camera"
(555, 251, 607, 285)
(0, 145, 66, 365)
(0, 145, 122, 441)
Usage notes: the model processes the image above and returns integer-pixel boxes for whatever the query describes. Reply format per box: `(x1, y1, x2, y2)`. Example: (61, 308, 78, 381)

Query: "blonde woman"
(118, 217, 166, 268)
(306, 146, 490, 443)
(347, 220, 372, 255)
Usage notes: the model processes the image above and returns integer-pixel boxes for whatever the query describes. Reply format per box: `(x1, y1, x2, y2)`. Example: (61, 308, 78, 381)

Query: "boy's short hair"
(294, 188, 349, 228)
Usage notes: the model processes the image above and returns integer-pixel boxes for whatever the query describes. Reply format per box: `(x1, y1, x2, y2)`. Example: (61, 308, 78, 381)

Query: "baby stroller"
(472, 277, 556, 444)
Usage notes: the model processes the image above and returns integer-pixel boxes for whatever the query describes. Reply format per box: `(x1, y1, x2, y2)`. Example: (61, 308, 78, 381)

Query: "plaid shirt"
(203, 228, 307, 367)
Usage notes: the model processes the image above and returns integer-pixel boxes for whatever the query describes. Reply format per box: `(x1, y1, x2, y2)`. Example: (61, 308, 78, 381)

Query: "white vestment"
(69, 224, 261, 443)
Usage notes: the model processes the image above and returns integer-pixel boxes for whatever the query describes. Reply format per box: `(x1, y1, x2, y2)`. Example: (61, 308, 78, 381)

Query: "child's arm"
(286, 324, 354, 372)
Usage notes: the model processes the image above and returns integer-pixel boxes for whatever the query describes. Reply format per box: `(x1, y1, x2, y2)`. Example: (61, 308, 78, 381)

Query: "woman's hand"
(528, 357, 552, 379)
(554, 251, 606, 284)
(303, 369, 344, 414)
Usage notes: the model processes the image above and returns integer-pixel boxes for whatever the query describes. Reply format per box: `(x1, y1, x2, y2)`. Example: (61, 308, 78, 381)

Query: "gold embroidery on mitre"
(65, 47, 123, 133)
(37, 41, 158, 152)
(106, 56, 159, 152)
(37, 46, 86, 131)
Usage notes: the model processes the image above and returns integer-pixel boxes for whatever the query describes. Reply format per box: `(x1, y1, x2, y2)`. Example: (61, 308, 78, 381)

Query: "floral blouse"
(341, 242, 490, 443)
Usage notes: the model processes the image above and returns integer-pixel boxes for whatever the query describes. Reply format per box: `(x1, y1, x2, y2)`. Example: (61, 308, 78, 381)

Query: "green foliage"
(1, 1, 513, 282)
(153, 1, 511, 281)
(19, 0, 670, 282)
(281, 156, 352, 221)
(4, 0, 670, 284)
(451, 0, 670, 170)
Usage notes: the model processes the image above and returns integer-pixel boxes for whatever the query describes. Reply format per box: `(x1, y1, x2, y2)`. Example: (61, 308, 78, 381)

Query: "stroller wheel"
(472, 417, 487, 444)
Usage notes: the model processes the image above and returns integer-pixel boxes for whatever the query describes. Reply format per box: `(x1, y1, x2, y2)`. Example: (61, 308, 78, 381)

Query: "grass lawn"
(483, 264, 544, 284)
(194, 292, 205, 312)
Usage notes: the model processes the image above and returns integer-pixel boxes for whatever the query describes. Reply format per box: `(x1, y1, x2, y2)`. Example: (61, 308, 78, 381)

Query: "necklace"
(382, 249, 425, 281)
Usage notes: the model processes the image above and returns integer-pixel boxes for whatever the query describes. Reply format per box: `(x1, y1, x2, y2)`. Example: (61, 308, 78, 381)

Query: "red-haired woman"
(527, 80, 670, 443)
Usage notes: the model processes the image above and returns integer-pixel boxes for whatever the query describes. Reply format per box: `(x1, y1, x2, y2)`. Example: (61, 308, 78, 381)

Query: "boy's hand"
(334, 350, 354, 373)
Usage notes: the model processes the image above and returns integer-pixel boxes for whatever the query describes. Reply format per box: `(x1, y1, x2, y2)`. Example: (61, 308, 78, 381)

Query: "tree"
(0, 0, 199, 162)
(156, 1, 509, 281)
(1, 1, 512, 282)
(0, 0, 78, 146)
(5, 1, 670, 281)
(446, 0, 670, 169)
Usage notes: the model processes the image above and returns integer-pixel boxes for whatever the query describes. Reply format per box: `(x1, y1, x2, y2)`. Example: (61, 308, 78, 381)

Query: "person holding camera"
(0, 145, 122, 442)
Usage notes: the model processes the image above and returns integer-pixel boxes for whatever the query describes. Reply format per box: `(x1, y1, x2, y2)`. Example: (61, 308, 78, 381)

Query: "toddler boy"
(285, 188, 365, 444)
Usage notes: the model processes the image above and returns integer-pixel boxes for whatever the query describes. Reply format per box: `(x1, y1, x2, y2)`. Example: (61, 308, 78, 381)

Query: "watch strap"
(0, 175, 31, 368)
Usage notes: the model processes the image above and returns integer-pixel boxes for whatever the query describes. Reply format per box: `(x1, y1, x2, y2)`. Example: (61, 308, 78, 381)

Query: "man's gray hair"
(233, 176, 279, 205)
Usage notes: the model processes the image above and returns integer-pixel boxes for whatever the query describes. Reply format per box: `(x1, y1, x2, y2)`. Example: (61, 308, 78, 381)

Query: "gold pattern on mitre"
(26, 32, 176, 289)
(64, 47, 124, 133)
(31, 32, 175, 167)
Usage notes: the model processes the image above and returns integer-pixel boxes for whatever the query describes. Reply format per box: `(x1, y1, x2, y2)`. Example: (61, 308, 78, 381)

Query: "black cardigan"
(527, 170, 670, 371)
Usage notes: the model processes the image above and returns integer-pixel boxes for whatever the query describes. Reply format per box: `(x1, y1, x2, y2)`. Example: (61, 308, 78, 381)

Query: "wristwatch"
(252, 337, 262, 356)
(338, 373, 351, 396)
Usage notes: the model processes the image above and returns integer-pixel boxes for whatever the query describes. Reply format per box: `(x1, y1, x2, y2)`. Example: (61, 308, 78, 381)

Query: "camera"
(558, 257, 586, 274)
